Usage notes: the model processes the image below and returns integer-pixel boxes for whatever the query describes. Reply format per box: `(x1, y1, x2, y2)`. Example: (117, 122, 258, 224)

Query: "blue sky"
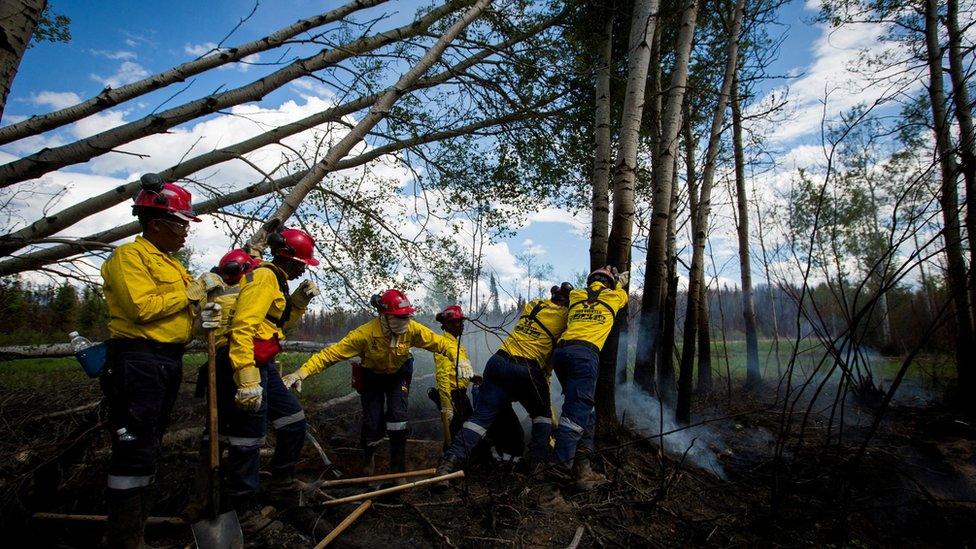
(1, 0, 888, 304)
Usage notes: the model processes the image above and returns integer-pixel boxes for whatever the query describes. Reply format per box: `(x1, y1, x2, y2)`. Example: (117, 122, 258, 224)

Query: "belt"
(108, 338, 185, 358)
(556, 339, 600, 354)
(496, 349, 540, 368)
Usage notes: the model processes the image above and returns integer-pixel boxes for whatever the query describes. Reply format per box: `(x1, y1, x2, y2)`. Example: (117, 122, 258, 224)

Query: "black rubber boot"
(106, 488, 147, 549)
(267, 471, 300, 509)
(388, 432, 407, 484)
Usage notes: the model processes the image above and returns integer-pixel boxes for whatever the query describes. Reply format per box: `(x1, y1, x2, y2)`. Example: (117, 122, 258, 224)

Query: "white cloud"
(91, 61, 151, 88)
(30, 91, 81, 110)
(90, 49, 137, 60)
(520, 238, 545, 257)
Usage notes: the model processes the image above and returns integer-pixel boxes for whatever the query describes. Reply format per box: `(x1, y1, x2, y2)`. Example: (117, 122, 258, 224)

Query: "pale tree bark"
(925, 0, 975, 404)
(731, 74, 760, 386)
(0, 0, 45, 121)
(0, 0, 386, 146)
(0, 16, 560, 257)
(246, 0, 492, 252)
(632, 19, 664, 390)
(657, 154, 681, 401)
(697, 285, 712, 392)
(636, 0, 699, 398)
(0, 103, 540, 276)
(594, 0, 660, 434)
(677, 0, 743, 423)
(589, 10, 614, 271)
(0, 0, 469, 188)
(945, 0, 976, 323)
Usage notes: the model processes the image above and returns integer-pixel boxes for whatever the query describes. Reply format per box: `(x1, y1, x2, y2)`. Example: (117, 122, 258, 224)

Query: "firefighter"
(550, 266, 629, 490)
(282, 289, 461, 477)
(436, 282, 573, 475)
(100, 174, 222, 549)
(427, 305, 475, 443)
(214, 228, 321, 516)
(213, 247, 260, 285)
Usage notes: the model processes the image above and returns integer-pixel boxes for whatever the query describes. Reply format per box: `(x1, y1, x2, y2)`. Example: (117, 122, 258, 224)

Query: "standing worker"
(550, 266, 628, 490)
(282, 289, 460, 477)
(436, 282, 573, 475)
(100, 174, 222, 548)
(427, 304, 474, 444)
(214, 228, 321, 517)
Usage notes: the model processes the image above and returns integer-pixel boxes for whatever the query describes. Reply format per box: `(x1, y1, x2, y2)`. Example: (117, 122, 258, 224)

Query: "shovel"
(191, 327, 243, 549)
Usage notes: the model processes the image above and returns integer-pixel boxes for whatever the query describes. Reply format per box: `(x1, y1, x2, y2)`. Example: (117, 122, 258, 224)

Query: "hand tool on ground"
(306, 430, 342, 479)
(32, 513, 186, 527)
(191, 321, 243, 549)
(317, 467, 436, 489)
(312, 500, 372, 548)
(320, 470, 464, 506)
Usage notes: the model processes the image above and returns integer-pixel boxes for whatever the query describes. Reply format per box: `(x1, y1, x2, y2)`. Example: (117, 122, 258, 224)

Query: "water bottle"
(68, 331, 92, 352)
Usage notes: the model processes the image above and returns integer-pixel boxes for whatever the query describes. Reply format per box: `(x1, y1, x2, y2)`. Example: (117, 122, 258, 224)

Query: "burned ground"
(0, 357, 974, 548)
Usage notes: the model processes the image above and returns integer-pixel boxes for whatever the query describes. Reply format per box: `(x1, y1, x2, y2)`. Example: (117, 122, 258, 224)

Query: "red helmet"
(587, 267, 616, 289)
(435, 304, 465, 324)
(217, 248, 259, 284)
(370, 289, 416, 316)
(132, 173, 201, 222)
(268, 227, 319, 266)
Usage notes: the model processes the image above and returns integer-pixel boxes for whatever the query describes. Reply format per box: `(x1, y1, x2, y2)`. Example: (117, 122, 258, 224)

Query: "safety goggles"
(156, 217, 190, 236)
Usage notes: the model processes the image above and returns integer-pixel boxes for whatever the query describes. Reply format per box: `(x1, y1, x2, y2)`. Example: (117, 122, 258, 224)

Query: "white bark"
(0, 0, 386, 146)
(0, 0, 469, 188)
(589, 13, 613, 270)
(0, 0, 45, 121)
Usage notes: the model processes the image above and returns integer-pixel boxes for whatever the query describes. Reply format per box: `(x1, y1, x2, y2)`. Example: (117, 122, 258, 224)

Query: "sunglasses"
(156, 218, 190, 236)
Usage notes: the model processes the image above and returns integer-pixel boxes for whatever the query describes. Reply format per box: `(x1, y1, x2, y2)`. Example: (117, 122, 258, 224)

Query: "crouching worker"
(427, 305, 475, 446)
(551, 267, 628, 491)
(211, 228, 320, 518)
(436, 283, 572, 476)
(282, 290, 461, 478)
(100, 174, 221, 548)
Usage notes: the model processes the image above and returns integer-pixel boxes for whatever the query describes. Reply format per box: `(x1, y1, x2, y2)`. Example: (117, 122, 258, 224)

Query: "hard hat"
(268, 227, 319, 266)
(370, 289, 416, 316)
(132, 173, 201, 222)
(587, 267, 616, 289)
(550, 281, 574, 305)
(435, 304, 465, 324)
(217, 248, 259, 284)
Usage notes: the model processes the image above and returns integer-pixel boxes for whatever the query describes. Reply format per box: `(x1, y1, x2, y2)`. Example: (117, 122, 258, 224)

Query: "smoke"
(615, 382, 727, 478)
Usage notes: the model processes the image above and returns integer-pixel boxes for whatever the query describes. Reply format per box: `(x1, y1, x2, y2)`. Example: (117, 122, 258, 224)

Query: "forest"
(0, 0, 974, 547)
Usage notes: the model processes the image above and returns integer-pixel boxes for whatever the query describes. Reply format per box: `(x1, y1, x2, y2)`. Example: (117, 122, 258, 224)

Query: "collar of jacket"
(258, 261, 290, 291)
(134, 235, 169, 257)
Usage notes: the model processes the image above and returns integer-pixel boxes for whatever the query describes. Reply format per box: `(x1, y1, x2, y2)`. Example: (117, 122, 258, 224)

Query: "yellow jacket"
(499, 298, 568, 371)
(559, 282, 629, 351)
(434, 331, 472, 406)
(299, 318, 457, 377)
(101, 236, 194, 344)
(227, 263, 306, 372)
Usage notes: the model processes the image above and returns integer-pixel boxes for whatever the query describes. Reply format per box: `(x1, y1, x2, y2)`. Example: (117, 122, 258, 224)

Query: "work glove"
(457, 358, 475, 381)
(234, 367, 263, 411)
(617, 270, 630, 287)
(187, 272, 224, 302)
(442, 408, 454, 426)
(289, 280, 320, 309)
(282, 366, 309, 392)
(200, 302, 222, 330)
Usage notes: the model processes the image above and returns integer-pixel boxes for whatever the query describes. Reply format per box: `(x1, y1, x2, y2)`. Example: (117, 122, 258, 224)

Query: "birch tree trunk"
(594, 0, 660, 434)
(0, 0, 386, 146)
(732, 74, 761, 386)
(657, 156, 681, 402)
(697, 286, 713, 392)
(925, 0, 975, 404)
(0, 104, 529, 276)
(0, 0, 45, 121)
(589, 11, 614, 271)
(632, 20, 664, 391)
(0, 0, 468, 188)
(636, 0, 698, 399)
(247, 0, 491, 250)
(677, 0, 743, 423)
(0, 16, 561, 257)
(945, 0, 976, 323)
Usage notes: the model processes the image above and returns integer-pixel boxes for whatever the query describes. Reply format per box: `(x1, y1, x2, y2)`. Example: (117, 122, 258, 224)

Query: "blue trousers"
(445, 352, 550, 463)
(552, 343, 599, 467)
(214, 348, 307, 497)
(102, 340, 184, 492)
(360, 359, 413, 449)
